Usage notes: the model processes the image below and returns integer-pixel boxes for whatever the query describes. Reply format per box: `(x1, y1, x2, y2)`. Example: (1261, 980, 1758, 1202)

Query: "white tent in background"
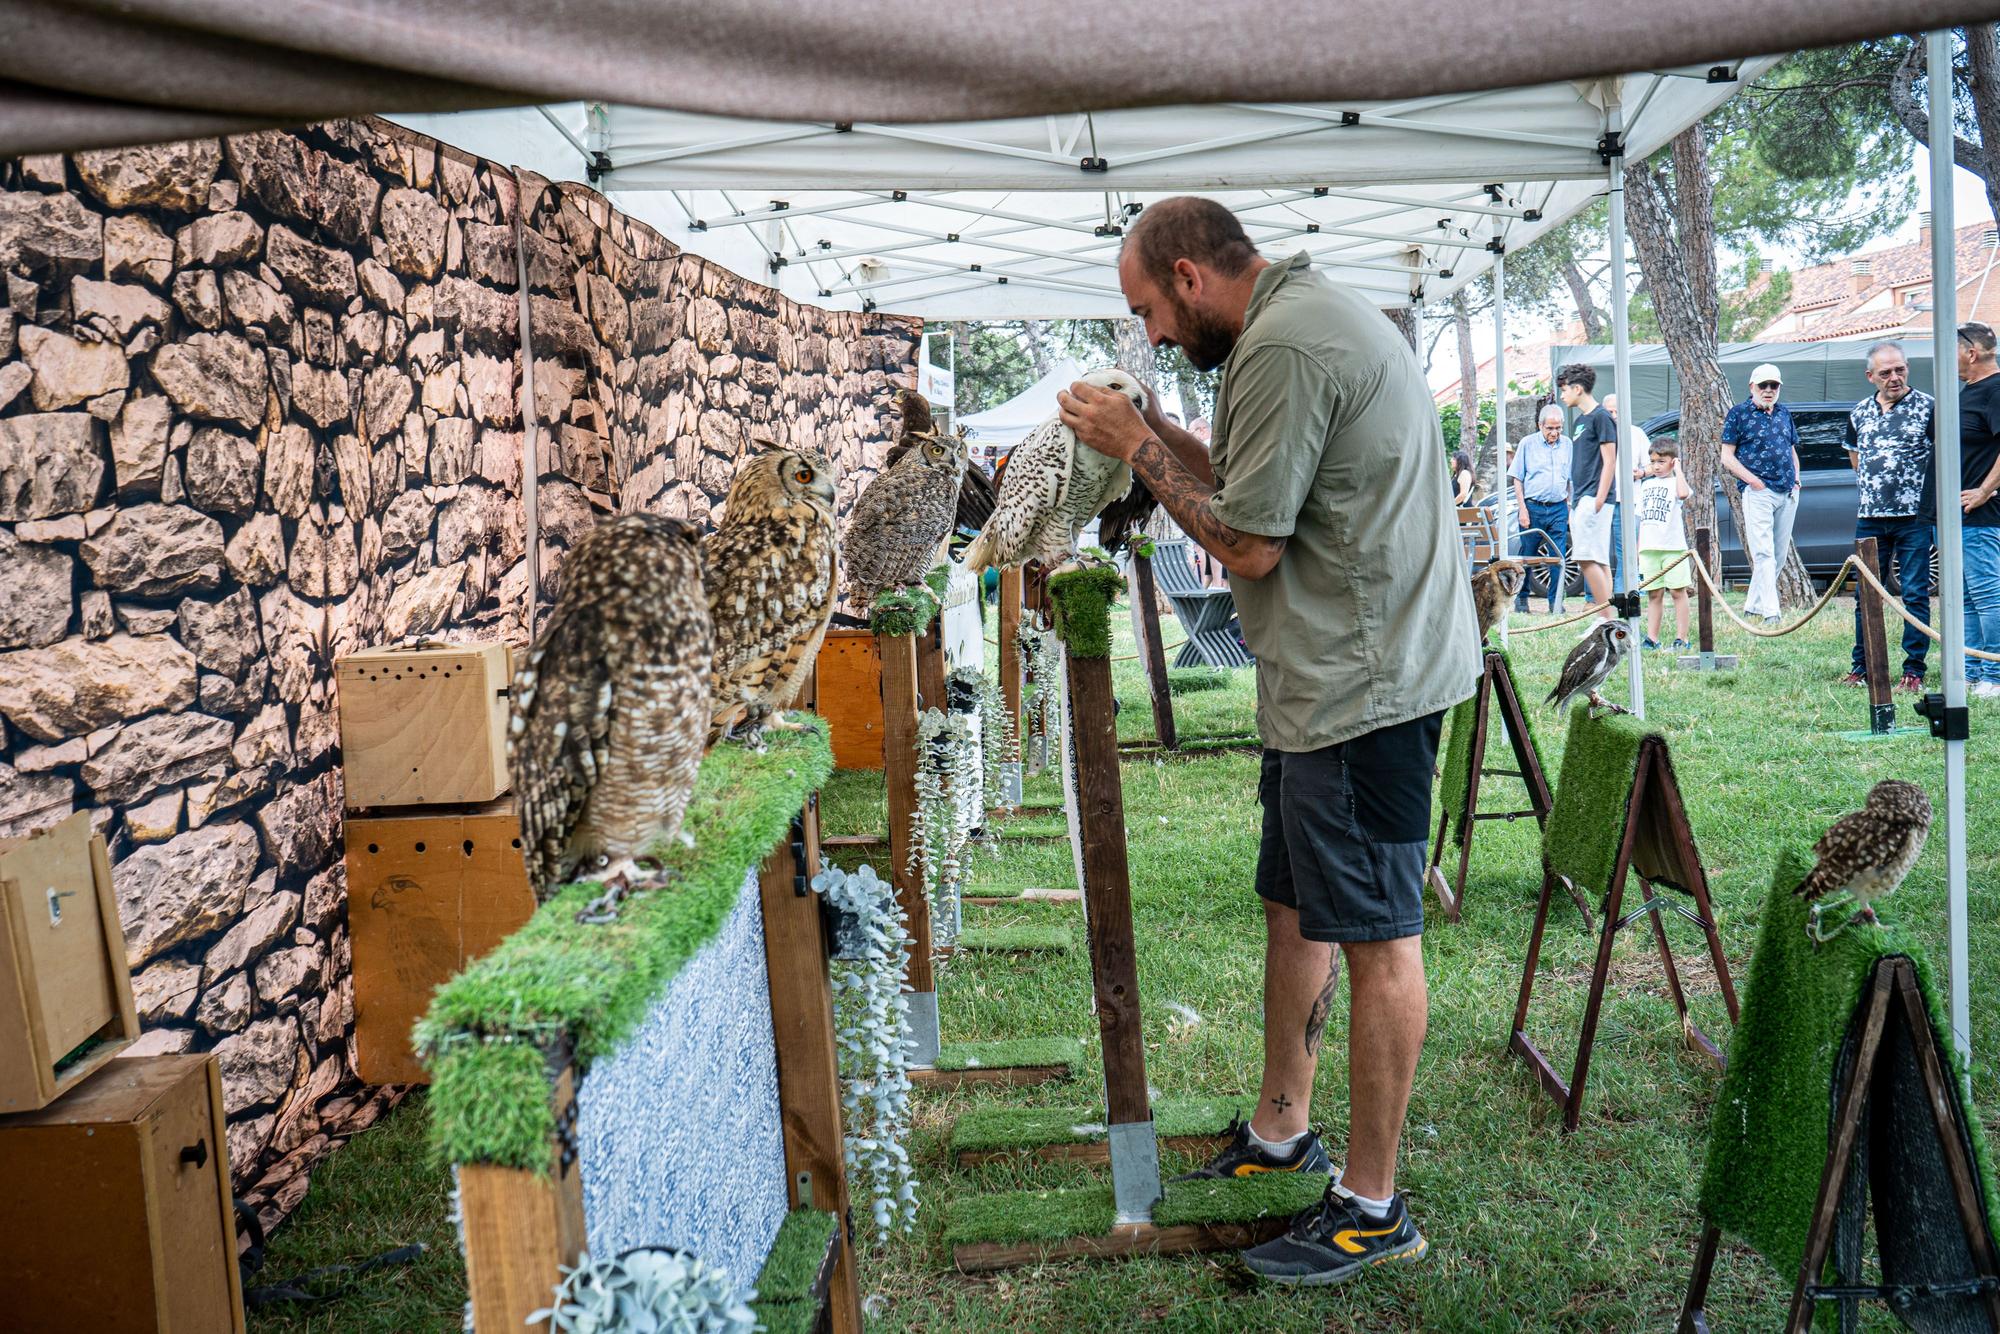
(956, 359, 1084, 460)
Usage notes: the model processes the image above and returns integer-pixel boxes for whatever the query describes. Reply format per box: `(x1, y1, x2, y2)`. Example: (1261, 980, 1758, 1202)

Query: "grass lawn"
(251, 592, 1999, 1332)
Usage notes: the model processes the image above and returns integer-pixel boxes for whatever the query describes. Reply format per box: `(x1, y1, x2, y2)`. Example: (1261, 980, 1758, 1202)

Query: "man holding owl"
(1059, 197, 1479, 1288)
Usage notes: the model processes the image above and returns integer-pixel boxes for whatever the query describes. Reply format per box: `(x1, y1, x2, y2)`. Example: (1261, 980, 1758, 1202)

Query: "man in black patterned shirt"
(1841, 340, 1935, 692)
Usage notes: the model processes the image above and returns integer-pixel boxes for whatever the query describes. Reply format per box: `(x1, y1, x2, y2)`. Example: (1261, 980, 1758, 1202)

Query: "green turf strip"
(943, 1172, 1326, 1248)
(950, 1097, 1241, 1156)
(750, 1299, 818, 1334)
(933, 1036, 1083, 1073)
(755, 1209, 838, 1303)
(1438, 647, 1545, 847)
(867, 573, 945, 637)
(961, 883, 1026, 899)
(1698, 845, 2000, 1288)
(418, 722, 832, 1171)
(955, 925, 1073, 954)
(1541, 702, 1653, 895)
(1047, 565, 1127, 658)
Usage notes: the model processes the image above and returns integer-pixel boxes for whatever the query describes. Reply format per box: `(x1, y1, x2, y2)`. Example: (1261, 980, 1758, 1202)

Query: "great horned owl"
(960, 368, 1149, 573)
(1797, 779, 1932, 939)
(1546, 619, 1630, 716)
(509, 513, 713, 902)
(1471, 560, 1526, 642)
(705, 446, 839, 745)
(882, 389, 995, 532)
(844, 410, 967, 606)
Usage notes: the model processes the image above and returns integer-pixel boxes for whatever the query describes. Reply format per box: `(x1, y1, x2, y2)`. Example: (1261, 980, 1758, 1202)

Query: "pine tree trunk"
(950, 321, 974, 416)
(1562, 261, 1605, 342)
(1020, 320, 1058, 378)
(1112, 319, 1158, 390)
(1892, 31, 2000, 229)
(1451, 290, 1479, 457)
(1385, 307, 1420, 352)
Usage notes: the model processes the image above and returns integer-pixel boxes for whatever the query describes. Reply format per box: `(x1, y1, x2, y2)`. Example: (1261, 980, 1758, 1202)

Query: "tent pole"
(1928, 28, 1970, 1071)
(1605, 94, 1644, 717)
(1493, 212, 1511, 647)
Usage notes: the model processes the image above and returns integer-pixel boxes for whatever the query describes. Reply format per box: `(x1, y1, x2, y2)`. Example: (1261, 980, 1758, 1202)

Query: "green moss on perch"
(1698, 845, 2000, 1286)
(868, 579, 943, 637)
(418, 722, 832, 1172)
(950, 1097, 1241, 1157)
(934, 1036, 1084, 1073)
(943, 1171, 1327, 1248)
(954, 925, 1073, 954)
(1047, 565, 1127, 658)
(1541, 703, 1655, 894)
(754, 1209, 838, 1304)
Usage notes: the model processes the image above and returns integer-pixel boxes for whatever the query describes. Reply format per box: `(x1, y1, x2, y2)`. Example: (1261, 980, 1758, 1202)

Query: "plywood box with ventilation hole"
(816, 629, 885, 770)
(346, 797, 538, 1084)
(0, 810, 140, 1114)
(336, 642, 513, 809)
(0, 1053, 245, 1333)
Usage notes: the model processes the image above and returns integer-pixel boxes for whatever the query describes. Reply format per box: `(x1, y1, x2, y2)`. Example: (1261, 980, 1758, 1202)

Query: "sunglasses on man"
(1753, 380, 1780, 390)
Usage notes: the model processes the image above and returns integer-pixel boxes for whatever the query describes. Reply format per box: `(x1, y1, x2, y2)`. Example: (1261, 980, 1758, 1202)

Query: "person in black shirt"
(1558, 363, 1618, 619)
(1955, 323, 2000, 697)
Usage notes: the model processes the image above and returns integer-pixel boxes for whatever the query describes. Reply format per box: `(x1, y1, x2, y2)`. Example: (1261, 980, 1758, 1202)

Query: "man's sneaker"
(1762, 615, 1784, 628)
(1171, 1116, 1331, 1182)
(1972, 681, 2000, 701)
(1840, 671, 1868, 687)
(1898, 673, 1926, 694)
(1672, 639, 1691, 652)
(1241, 1185, 1428, 1286)
(1642, 636, 1661, 651)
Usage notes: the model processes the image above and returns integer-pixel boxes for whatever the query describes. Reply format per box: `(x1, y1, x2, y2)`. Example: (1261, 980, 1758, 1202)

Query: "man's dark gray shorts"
(1253, 711, 1443, 944)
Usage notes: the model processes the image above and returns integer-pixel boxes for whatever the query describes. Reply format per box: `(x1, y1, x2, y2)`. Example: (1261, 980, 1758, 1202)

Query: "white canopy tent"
(392, 47, 1975, 1069)
(956, 359, 1085, 456)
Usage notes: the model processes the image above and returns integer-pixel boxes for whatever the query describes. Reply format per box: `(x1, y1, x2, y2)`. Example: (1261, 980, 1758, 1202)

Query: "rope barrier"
(1508, 551, 1697, 635)
(1848, 557, 2000, 662)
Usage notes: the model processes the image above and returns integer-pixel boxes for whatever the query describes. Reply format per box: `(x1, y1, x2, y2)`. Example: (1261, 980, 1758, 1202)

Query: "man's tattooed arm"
(1127, 436, 1286, 578)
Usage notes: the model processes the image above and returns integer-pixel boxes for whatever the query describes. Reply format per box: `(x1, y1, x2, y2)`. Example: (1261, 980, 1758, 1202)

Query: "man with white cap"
(1721, 362, 1803, 624)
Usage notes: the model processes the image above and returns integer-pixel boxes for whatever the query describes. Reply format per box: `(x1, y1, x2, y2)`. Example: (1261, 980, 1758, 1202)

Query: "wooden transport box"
(0, 810, 139, 1113)
(336, 641, 513, 809)
(0, 1054, 245, 1333)
(817, 628, 885, 771)
(347, 798, 539, 1084)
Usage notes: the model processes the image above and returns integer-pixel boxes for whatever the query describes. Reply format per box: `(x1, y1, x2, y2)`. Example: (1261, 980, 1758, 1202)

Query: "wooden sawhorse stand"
(1425, 649, 1553, 923)
(1510, 732, 1740, 1132)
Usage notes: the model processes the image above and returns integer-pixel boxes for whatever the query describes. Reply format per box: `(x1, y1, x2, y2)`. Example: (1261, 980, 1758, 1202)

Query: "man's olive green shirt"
(1208, 253, 1480, 752)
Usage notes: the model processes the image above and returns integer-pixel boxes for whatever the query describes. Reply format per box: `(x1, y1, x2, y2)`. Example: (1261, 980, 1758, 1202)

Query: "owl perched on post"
(705, 446, 840, 746)
(881, 389, 995, 533)
(960, 368, 1149, 573)
(1796, 779, 1932, 940)
(843, 401, 968, 606)
(1546, 619, 1631, 716)
(1470, 560, 1526, 642)
(509, 513, 714, 903)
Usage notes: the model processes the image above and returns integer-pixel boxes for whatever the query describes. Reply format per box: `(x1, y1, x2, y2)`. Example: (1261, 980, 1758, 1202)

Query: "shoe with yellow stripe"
(1170, 1116, 1331, 1182)
(1240, 1184, 1427, 1285)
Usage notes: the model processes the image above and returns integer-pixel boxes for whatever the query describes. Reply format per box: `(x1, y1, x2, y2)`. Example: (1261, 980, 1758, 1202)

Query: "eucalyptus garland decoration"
(973, 670, 1016, 811)
(530, 1247, 758, 1333)
(811, 863, 918, 1239)
(1019, 622, 1061, 765)
(911, 706, 981, 954)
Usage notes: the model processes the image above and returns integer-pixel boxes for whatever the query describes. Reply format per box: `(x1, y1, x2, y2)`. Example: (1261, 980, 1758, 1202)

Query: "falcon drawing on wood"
(844, 395, 969, 606)
(508, 513, 714, 906)
(1545, 619, 1631, 716)
(959, 368, 1149, 574)
(705, 445, 840, 747)
(1796, 778, 1932, 942)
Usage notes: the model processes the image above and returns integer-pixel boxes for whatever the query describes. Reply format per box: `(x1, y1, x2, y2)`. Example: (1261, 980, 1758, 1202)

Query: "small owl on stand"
(843, 398, 968, 607)
(1546, 619, 1631, 716)
(509, 513, 714, 907)
(705, 446, 840, 747)
(1797, 779, 1932, 943)
(1470, 559, 1526, 642)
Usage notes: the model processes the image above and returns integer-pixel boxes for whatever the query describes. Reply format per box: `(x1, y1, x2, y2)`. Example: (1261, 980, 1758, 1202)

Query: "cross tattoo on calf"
(1270, 1094, 1292, 1113)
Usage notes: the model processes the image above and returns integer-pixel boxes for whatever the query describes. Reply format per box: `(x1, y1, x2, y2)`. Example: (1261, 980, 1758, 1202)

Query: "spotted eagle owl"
(705, 446, 839, 745)
(1796, 779, 1932, 938)
(844, 407, 967, 606)
(509, 513, 713, 902)
(960, 368, 1149, 573)
(1546, 619, 1630, 716)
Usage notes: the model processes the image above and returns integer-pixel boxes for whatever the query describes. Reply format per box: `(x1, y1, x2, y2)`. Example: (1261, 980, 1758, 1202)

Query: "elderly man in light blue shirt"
(1507, 403, 1572, 613)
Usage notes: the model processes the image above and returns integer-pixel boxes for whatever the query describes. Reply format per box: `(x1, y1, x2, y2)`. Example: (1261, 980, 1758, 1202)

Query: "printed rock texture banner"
(0, 116, 916, 1228)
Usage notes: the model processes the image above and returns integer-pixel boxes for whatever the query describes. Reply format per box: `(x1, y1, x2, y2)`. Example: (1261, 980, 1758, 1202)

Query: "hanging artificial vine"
(912, 706, 980, 955)
(968, 668, 1017, 812)
(1019, 622, 1061, 767)
(810, 863, 917, 1240)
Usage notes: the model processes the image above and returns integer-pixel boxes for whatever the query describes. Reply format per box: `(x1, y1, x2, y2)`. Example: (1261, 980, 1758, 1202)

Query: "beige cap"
(1749, 362, 1783, 385)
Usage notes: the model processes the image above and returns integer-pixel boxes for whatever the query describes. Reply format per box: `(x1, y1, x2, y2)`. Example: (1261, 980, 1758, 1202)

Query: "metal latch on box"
(47, 887, 75, 926)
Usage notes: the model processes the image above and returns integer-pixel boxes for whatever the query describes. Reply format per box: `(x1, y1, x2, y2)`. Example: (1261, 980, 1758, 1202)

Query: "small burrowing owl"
(705, 446, 839, 745)
(1471, 560, 1526, 642)
(1796, 779, 1932, 940)
(844, 405, 967, 606)
(509, 513, 713, 903)
(960, 368, 1149, 573)
(1546, 619, 1631, 715)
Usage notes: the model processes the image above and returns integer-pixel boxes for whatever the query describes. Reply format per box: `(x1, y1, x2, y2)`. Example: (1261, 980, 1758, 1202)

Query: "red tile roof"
(1754, 221, 2000, 342)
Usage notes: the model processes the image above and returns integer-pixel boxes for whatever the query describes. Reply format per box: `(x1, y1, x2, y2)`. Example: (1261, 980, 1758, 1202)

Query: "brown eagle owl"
(704, 446, 840, 745)
(509, 513, 714, 902)
(843, 407, 968, 607)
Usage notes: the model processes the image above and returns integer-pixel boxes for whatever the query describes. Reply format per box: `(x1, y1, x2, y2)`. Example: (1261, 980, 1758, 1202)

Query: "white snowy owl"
(959, 368, 1149, 573)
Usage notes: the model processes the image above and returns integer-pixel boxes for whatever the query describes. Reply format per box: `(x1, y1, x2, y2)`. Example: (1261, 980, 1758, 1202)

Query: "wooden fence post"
(877, 629, 937, 1064)
(999, 566, 1023, 738)
(1129, 552, 1177, 751)
(1855, 536, 1896, 734)
(460, 1068, 587, 1332)
(1680, 526, 1736, 672)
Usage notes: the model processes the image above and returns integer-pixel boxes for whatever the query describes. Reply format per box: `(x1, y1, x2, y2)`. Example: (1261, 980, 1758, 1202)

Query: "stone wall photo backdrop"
(0, 117, 918, 1230)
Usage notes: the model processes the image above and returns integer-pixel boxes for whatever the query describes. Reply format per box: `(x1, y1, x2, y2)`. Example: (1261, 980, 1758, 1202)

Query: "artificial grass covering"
(954, 925, 1073, 954)
(934, 1036, 1084, 1073)
(754, 1208, 838, 1302)
(867, 565, 952, 637)
(1541, 702, 1654, 896)
(949, 1097, 1241, 1156)
(1047, 565, 1127, 658)
(1166, 667, 1231, 696)
(1699, 845, 2000, 1289)
(417, 722, 833, 1171)
(1437, 648, 1545, 846)
(942, 1172, 1327, 1248)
